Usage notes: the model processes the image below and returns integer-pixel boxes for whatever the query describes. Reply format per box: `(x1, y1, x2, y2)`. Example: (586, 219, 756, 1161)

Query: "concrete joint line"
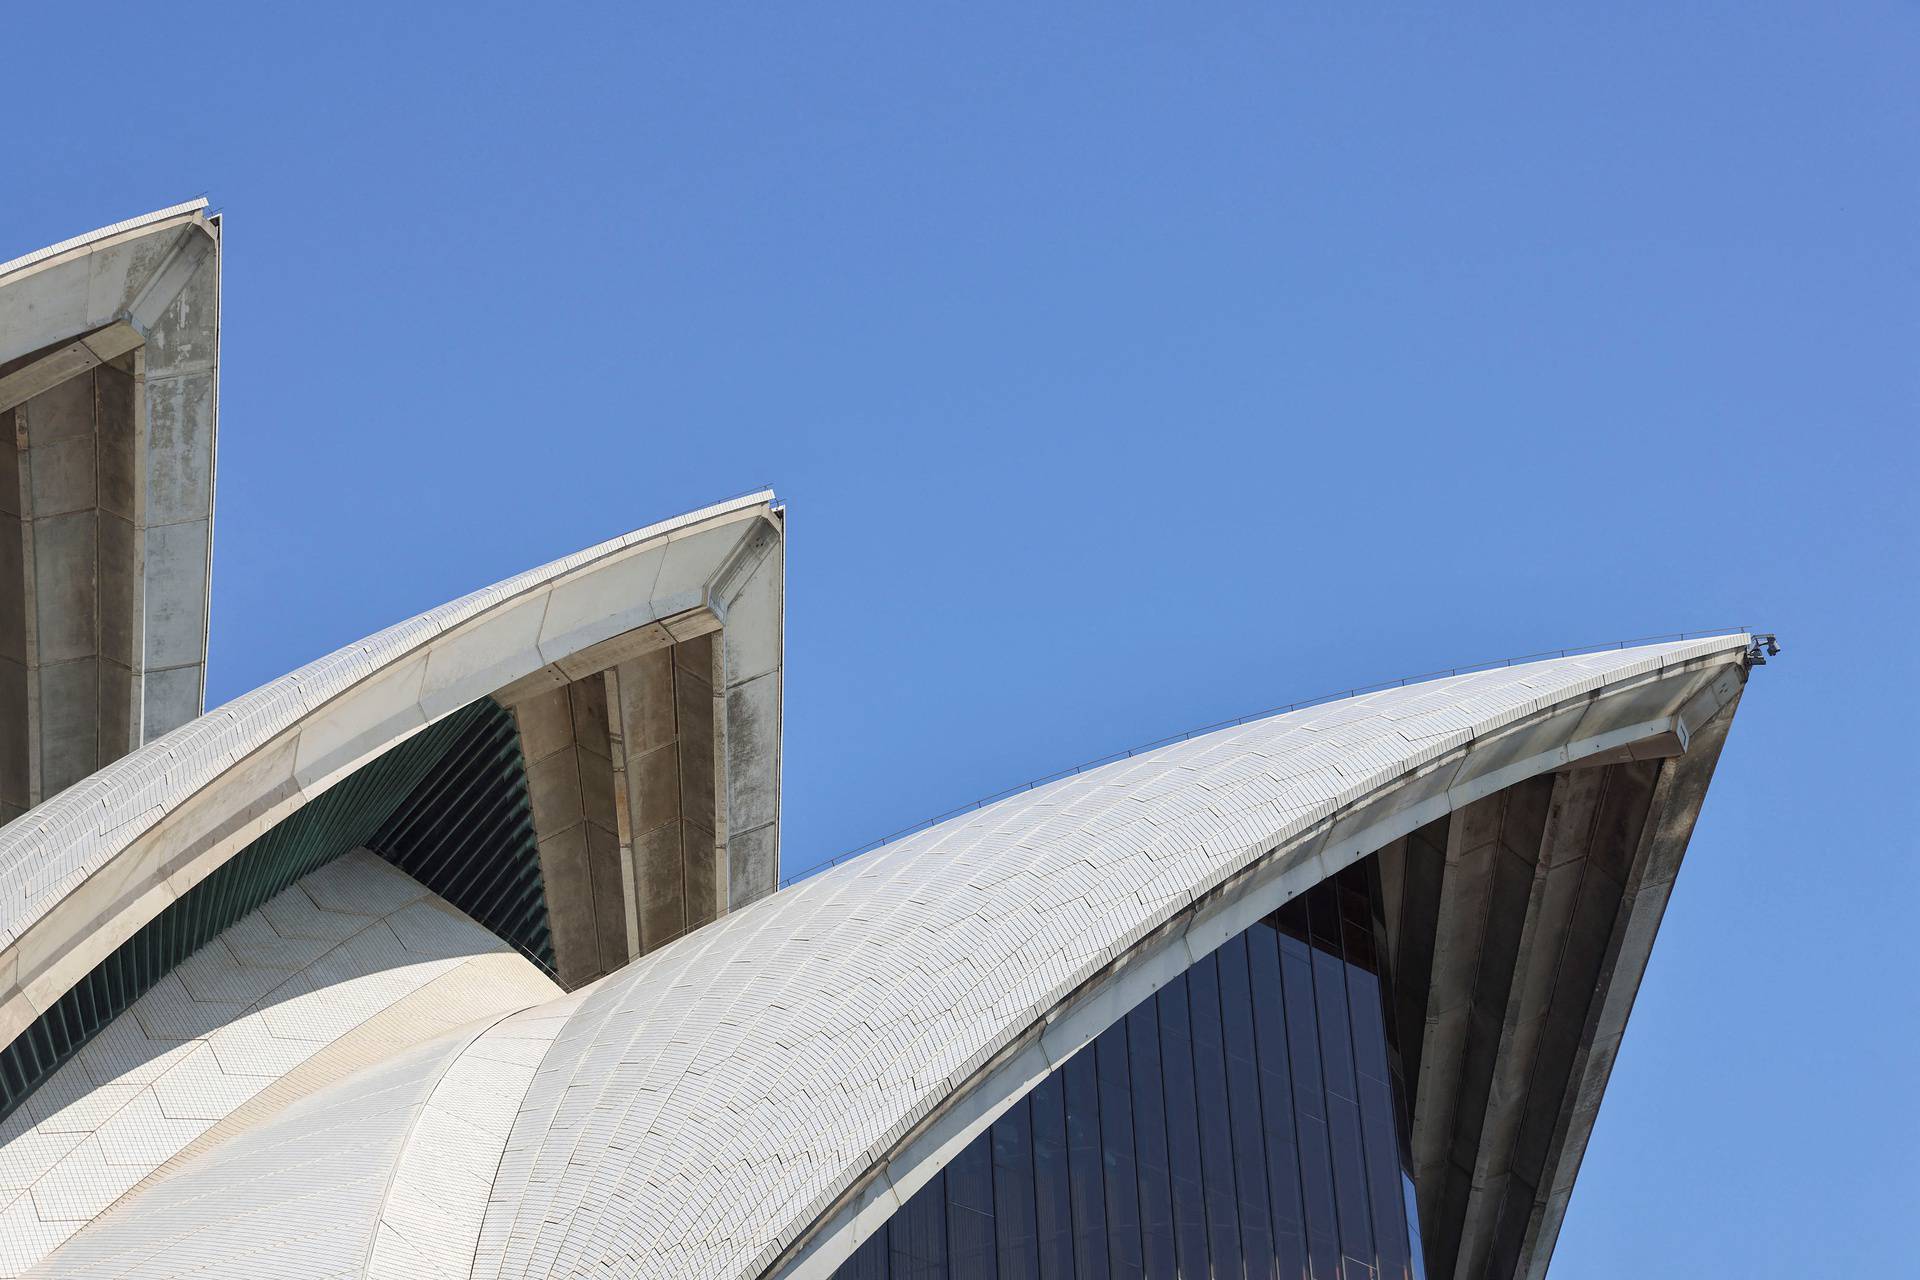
(139, 362, 218, 385)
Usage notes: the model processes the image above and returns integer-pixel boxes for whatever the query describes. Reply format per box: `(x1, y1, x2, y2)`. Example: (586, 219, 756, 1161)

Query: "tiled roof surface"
(25, 637, 1746, 1278)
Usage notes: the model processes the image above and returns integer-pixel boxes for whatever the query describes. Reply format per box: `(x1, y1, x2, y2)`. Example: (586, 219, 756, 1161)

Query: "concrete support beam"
(1398, 750, 1700, 1279)
(128, 217, 221, 741)
(0, 354, 141, 814)
(515, 676, 628, 989)
(1553, 729, 1685, 772)
(1411, 775, 1554, 1270)
(1450, 766, 1609, 1277)
(0, 206, 220, 818)
(0, 432, 22, 825)
(0, 322, 142, 414)
(1509, 696, 1742, 1279)
(503, 621, 748, 990)
(1459, 756, 1660, 1278)
(715, 516, 782, 909)
(617, 634, 723, 953)
(1377, 660, 1751, 1280)
(1378, 816, 1449, 1107)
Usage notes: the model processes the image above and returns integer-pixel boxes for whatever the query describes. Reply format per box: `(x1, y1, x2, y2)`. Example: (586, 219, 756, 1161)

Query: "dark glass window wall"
(833, 863, 1422, 1280)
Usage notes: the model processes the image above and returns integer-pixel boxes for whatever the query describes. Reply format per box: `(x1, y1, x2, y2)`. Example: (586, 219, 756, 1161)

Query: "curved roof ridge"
(469, 637, 1746, 1280)
(0, 489, 774, 949)
(781, 629, 1756, 885)
(361, 992, 588, 1280)
(0, 198, 210, 280)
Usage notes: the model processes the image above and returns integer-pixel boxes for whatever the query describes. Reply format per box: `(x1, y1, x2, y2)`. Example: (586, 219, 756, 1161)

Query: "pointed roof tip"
(609, 486, 779, 542)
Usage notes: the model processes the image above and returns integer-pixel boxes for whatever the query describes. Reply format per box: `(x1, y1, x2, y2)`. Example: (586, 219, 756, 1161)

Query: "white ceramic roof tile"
(172, 940, 294, 1005)
(29, 1032, 461, 1279)
(75, 1024, 199, 1092)
(147, 1046, 270, 1122)
(257, 886, 374, 945)
(1, 852, 560, 1277)
(364, 1002, 581, 1280)
(0, 1198, 71, 1277)
(20, 1080, 141, 1139)
(129, 975, 248, 1043)
(27, 1139, 133, 1224)
(0, 1133, 85, 1198)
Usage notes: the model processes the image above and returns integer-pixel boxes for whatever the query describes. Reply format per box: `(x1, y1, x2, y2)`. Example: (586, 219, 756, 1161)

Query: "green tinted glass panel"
(0, 697, 547, 1127)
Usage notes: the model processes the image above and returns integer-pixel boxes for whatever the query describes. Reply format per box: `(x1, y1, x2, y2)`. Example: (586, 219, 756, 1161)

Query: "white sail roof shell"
(28, 635, 1750, 1279)
(0, 492, 779, 1054)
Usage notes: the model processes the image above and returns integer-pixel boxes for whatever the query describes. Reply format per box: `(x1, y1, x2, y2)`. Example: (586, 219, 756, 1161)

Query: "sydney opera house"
(0, 203, 1766, 1279)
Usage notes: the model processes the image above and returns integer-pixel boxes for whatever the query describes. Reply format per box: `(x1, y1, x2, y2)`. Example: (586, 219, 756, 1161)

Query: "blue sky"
(7, 3, 1913, 1271)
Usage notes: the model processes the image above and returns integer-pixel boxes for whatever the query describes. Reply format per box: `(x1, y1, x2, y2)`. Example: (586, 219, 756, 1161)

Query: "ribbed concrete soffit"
(0, 492, 780, 1070)
(20, 635, 1754, 1280)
